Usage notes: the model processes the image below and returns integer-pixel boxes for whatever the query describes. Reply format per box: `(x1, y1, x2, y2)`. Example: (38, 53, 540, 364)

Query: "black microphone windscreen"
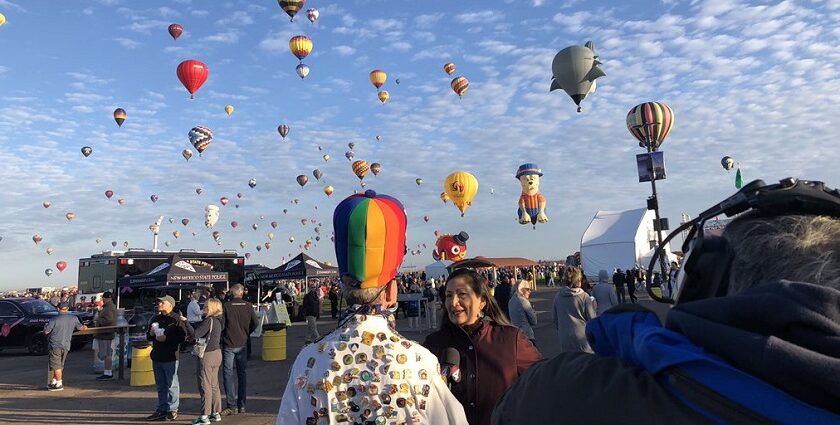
(444, 347, 460, 366)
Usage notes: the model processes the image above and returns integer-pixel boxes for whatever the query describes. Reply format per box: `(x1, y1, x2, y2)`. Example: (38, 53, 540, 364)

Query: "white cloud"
(218, 11, 254, 26)
(158, 6, 178, 18)
(114, 37, 142, 49)
(455, 10, 503, 24)
(0, 0, 26, 12)
(386, 41, 412, 52)
(258, 30, 296, 53)
(203, 31, 240, 44)
(333, 45, 356, 56)
(415, 13, 443, 28)
(191, 9, 209, 16)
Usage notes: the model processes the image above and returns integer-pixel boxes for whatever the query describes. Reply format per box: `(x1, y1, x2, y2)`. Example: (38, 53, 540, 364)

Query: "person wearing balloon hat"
(515, 163, 548, 228)
(276, 190, 468, 425)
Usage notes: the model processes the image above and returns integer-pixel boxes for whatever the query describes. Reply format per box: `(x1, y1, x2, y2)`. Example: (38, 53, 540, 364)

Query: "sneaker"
(166, 411, 178, 421)
(209, 413, 222, 422)
(237, 407, 246, 414)
(145, 411, 166, 421)
(96, 374, 113, 381)
(192, 415, 211, 425)
(47, 383, 64, 391)
(219, 408, 237, 416)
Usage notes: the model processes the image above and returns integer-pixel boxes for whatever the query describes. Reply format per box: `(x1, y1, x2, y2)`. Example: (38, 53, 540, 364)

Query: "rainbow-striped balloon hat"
(333, 190, 407, 289)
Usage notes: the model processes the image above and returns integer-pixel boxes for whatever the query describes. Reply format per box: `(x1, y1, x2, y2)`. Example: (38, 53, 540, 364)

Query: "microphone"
(441, 347, 461, 388)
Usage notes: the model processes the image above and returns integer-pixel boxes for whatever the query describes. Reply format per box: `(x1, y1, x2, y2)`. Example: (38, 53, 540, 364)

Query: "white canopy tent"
(424, 260, 452, 283)
(580, 208, 676, 276)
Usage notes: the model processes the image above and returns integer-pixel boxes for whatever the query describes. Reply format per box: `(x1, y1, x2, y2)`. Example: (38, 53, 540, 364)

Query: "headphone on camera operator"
(646, 177, 840, 304)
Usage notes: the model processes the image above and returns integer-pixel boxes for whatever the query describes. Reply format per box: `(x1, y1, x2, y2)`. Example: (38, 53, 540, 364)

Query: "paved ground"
(0, 286, 669, 424)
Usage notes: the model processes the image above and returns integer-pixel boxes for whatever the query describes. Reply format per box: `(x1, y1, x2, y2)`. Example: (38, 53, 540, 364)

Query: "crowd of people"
(277, 183, 840, 424)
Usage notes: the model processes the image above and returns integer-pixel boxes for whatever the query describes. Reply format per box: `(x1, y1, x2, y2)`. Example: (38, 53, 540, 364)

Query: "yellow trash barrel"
(130, 344, 155, 386)
(262, 328, 287, 361)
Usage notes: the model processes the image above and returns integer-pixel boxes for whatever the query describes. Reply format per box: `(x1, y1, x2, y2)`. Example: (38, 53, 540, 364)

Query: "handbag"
(191, 318, 212, 359)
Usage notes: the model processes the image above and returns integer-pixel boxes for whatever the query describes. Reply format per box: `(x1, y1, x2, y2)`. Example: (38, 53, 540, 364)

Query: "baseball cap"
(58, 302, 70, 310)
(157, 295, 176, 308)
(333, 190, 407, 289)
(102, 291, 113, 299)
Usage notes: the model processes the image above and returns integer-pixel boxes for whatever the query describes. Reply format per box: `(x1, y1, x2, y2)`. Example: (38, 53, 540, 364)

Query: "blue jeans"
(152, 360, 180, 412)
(222, 346, 247, 409)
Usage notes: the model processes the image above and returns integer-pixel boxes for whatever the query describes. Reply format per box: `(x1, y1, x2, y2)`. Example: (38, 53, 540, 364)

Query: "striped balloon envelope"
(370, 69, 387, 89)
(113, 108, 126, 127)
(451, 76, 469, 98)
(443, 62, 456, 75)
(626, 101, 674, 150)
(289, 35, 312, 61)
(352, 160, 370, 180)
(278, 0, 306, 21)
(333, 190, 407, 289)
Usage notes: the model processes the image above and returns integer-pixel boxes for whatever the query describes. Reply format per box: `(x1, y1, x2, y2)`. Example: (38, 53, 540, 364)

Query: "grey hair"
(230, 284, 245, 298)
(723, 214, 840, 294)
(343, 286, 386, 306)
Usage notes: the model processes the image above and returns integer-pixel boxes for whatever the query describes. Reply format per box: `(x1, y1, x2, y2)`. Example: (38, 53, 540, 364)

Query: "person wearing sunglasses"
(276, 190, 468, 425)
(492, 178, 840, 424)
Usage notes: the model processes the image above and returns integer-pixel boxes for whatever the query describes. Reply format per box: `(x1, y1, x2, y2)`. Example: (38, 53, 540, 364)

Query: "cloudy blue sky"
(0, 0, 838, 290)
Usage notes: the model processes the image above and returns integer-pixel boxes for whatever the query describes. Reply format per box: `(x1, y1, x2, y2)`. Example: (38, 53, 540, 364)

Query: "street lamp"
(149, 216, 164, 252)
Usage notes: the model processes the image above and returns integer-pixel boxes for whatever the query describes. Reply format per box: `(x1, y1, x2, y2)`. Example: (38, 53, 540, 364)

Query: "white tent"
(425, 260, 452, 283)
(580, 208, 674, 276)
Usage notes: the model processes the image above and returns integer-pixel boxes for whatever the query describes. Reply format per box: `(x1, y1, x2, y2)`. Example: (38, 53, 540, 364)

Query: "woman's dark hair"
(441, 268, 511, 327)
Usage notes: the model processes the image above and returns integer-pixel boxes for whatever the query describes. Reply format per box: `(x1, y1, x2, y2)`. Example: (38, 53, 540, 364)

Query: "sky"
(1, 0, 839, 290)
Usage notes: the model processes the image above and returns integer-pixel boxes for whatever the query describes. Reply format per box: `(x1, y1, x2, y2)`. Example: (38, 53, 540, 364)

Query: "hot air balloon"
(352, 160, 370, 180)
(240, 241, 247, 249)
(256, 245, 262, 252)
(370, 163, 381, 176)
(0, 13, 5, 27)
(249, 178, 257, 188)
(451, 76, 469, 98)
(289, 236, 295, 243)
(307, 8, 319, 23)
(378, 90, 390, 104)
(65, 212, 75, 221)
(212, 230, 221, 240)
(46, 247, 54, 255)
(440, 192, 450, 203)
(550, 41, 606, 112)
(416, 178, 424, 186)
(721, 156, 735, 171)
(296, 63, 310, 79)
(81, 146, 93, 157)
(177, 60, 209, 99)
(117, 198, 126, 205)
(370, 69, 387, 89)
(244, 252, 251, 259)
(164, 241, 172, 247)
(43, 201, 51, 208)
(296, 175, 308, 187)
(313, 169, 323, 180)
(324, 185, 334, 197)
(289, 35, 312, 62)
(111, 241, 118, 247)
(323, 154, 330, 162)
(444, 171, 479, 217)
(33, 234, 43, 245)
(268, 232, 275, 240)
(173, 230, 181, 239)
(45, 268, 54, 277)
(252, 223, 259, 231)
(265, 242, 272, 250)
(113, 108, 126, 127)
(271, 221, 278, 229)
(348, 142, 355, 150)
(376, 135, 382, 142)
(169, 218, 175, 224)
(279, 0, 305, 21)
(95, 238, 102, 244)
(231, 221, 239, 229)
(104, 190, 114, 199)
(182, 218, 189, 226)
(189, 126, 213, 155)
(168, 23, 183, 40)
(196, 188, 203, 195)
(278, 124, 290, 139)
(444, 63, 456, 75)
(424, 215, 430, 222)
(345, 151, 354, 161)
(236, 193, 243, 199)
(225, 105, 234, 116)
(150, 194, 159, 203)
(220, 197, 229, 206)
(626, 101, 674, 150)
(395, 78, 401, 85)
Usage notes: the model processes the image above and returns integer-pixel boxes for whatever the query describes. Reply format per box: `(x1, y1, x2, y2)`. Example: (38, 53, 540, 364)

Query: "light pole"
(644, 144, 669, 280)
(149, 216, 164, 252)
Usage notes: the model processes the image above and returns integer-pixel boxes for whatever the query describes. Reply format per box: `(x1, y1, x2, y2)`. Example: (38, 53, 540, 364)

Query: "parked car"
(0, 298, 94, 355)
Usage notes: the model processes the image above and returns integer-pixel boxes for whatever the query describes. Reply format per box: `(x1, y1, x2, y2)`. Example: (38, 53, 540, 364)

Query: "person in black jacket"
(301, 286, 320, 343)
(492, 183, 840, 424)
(493, 277, 513, 320)
(94, 291, 117, 380)
(145, 295, 189, 421)
(625, 268, 638, 303)
(612, 269, 626, 303)
(328, 284, 340, 319)
(220, 284, 257, 416)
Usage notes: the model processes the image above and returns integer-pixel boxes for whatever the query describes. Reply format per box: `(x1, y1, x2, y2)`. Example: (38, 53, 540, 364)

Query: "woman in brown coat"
(424, 269, 542, 425)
